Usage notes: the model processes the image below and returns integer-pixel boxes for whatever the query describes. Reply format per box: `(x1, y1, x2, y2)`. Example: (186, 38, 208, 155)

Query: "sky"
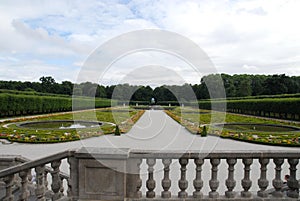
(0, 0, 300, 86)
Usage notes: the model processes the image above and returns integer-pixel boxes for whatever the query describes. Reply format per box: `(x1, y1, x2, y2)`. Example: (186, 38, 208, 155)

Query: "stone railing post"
(3, 174, 14, 201)
(146, 158, 156, 198)
(35, 165, 45, 201)
(178, 158, 188, 198)
(193, 158, 204, 198)
(273, 158, 284, 198)
(74, 148, 128, 200)
(287, 158, 299, 198)
(126, 158, 142, 198)
(241, 158, 253, 198)
(19, 169, 30, 201)
(161, 158, 172, 198)
(209, 158, 220, 198)
(51, 160, 62, 200)
(68, 156, 78, 201)
(257, 158, 269, 198)
(225, 158, 237, 198)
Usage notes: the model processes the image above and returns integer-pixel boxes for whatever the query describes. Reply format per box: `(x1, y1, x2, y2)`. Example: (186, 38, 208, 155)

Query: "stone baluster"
(287, 158, 299, 198)
(136, 159, 143, 198)
(35, 165, 46, 201)
(272, 158, 284, 198)
(178, 158, 188, 198)
(193, 158, 204, 198)
(3, 174, 14, 201)
(225, 158, 237, 198)
(161, 158, 172, 198)
(257, 158, 269, 197)
(44, 171, 49, 190)
(19, 169, 30, 201)
(146, 158, 156, 198)
(60, 177, 65, 197)
(241, 158, 253, 198)
(209, 158, 220, 198)
(51, 160, 62, 200)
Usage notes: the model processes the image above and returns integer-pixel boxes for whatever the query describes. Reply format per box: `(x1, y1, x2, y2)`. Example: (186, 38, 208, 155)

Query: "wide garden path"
(0, 110, 298, 160)
(0, 110, 298, 195)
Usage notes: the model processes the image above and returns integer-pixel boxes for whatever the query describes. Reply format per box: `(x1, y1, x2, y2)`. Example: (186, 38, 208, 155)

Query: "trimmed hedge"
(198, 98, 300, 120)
(0, 93, 114, 118)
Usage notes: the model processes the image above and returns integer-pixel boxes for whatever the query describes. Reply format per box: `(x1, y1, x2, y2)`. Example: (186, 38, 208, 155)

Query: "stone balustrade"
(0, 151, 73, 201)
(0, 148, 300, 201)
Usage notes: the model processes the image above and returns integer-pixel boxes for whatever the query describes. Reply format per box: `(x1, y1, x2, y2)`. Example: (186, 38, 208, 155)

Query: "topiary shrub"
(201, 126, 207, 137)
(114, 125, 121, 136)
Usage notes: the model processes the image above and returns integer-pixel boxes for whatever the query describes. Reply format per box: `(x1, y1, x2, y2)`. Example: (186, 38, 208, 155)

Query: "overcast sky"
(1, 0, 300, 86)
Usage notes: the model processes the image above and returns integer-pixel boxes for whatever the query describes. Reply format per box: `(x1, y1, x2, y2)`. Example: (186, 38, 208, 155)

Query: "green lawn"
(166, 107, 300, 147)
(0, 107, 144, 143)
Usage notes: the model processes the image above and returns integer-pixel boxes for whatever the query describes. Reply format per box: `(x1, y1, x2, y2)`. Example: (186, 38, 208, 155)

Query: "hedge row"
(198, 98, 300, 120)
(0, 89, 70, 97)
(0, 93, 114, 118)
(200, 93, 300, 101)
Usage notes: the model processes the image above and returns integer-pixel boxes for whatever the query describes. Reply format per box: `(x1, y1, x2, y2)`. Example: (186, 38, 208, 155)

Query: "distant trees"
(1, 74, 300, 101)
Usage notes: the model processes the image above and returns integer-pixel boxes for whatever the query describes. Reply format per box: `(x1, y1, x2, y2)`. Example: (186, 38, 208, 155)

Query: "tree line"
(1, 74, 300, 101)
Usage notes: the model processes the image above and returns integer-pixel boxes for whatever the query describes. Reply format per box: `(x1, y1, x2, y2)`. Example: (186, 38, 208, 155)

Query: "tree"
(39, 76, 56, 93)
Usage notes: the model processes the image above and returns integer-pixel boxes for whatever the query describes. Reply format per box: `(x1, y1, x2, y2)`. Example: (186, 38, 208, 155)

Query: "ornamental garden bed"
(166, 107, 300, 147)
(0, 107, 144, 143)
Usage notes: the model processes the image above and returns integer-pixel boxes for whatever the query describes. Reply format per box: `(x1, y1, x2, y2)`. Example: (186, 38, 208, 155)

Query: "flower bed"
(0, 107, 145, 143)
(165, 107, 300, 147)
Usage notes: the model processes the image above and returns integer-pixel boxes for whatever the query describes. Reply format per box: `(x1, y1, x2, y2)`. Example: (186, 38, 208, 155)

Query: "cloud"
(0, 0, 299, 83)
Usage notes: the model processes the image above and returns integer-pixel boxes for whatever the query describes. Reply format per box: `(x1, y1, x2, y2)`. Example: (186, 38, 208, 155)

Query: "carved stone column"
(161, 158, 172, 198)
(3, 174, 14, 201)
(257, 158, 269, 198)
(178, 158, 188, 198)
(241, 158, 253, 198)
(146, 158, 156, 198)
(287, 158, 299, 198)
(35, 165, 45, 201)
(225, 158, 237, 198)
(193, 158, 204, 198)
(51, 160, 62, 200)
(209, 158, 220, 198)
(19, 169, 30, 201)
(272, 158, 284, 198)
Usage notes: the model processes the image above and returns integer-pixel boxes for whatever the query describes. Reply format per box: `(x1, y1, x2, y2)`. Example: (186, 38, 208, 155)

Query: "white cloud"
(0, 0, 299, 83)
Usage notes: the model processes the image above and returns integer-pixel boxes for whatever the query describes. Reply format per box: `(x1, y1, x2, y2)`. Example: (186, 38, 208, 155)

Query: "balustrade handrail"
(1, 147, 300, 200)
(0, 150, 74, 178)
(130, 149, 300, 159)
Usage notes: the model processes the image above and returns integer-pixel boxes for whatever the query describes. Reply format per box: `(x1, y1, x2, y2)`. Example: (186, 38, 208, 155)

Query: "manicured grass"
(166, 107, 300, 147)
(0, 107, 145, 143)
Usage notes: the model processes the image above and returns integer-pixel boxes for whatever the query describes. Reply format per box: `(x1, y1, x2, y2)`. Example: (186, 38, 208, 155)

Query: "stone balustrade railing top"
(0, 147, 299, 201)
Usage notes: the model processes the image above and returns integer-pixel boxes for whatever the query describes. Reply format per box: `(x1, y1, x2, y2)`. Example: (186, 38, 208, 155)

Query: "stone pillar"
(178, 158, 188, 198)
(74, 147, 129, 201)
(19, 169, 30, 201)
(225, 158, 237, 198)
(241, 158, 253, 198)
(35, 165, 46, 201)
(51, 160, 62, 200)
(257, 158, 269, 198)
(287, 158, 299, 198)
(126, 158, 142, 199)
(146, 158, 156, 198)
(273, 158, 284, 198)
(209, 158, 220, 198)
(193, 158, 204, 198)
(161, 158, 172, 198)
(68, 156, 79, 201)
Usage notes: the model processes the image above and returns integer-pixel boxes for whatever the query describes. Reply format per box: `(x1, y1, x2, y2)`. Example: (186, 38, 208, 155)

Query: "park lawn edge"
(165, 108, 300, 147)
(0, 107, 145, 144)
